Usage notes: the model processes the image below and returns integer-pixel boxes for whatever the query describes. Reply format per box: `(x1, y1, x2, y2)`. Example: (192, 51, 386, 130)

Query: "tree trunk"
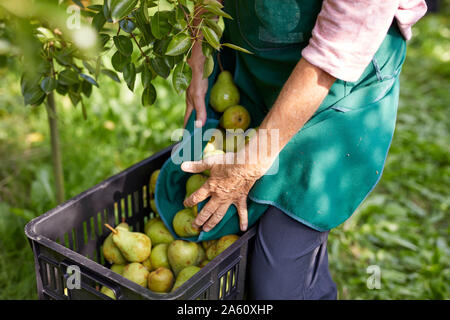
(46, 92, 65, 204)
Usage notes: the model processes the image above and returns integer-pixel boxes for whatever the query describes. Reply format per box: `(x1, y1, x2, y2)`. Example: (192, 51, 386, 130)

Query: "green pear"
(215, 234, 240, 257)
(142, 257, 152, 271)
(150, 243, 170, 270)
(106, 224, 151, 262)
(171, 266, 201, 292)
(116, 222, 130, 232)
(148, 267, 174, 293)
(100, 286, 116, 299)
(223, 129, 246, 153)
(122, 262, 149, 288)
(195, 245, 206, 265)
(203, 141, 216, 154)
(149, 169, 160, 195)
(198, 259, 210, 268)
(203, 149, 225, 175)
(144, 216, 161, 235)
(102, 232, 127, 265)
(210, 71, 240, 112)
(202, 239, 217, 251)
(150, 199, 159, 216)
(145, 219, 174, 246)
(110, 264, 126, 275)
(220, 105, 251, 131)
(172, 208, 200, 237)
(168, 240, 199, 275)
(206, 242, 218, 261)
(185, 174, 208, 198)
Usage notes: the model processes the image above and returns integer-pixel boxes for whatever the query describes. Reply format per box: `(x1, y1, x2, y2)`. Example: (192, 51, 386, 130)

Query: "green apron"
(156, 0, 407, 240)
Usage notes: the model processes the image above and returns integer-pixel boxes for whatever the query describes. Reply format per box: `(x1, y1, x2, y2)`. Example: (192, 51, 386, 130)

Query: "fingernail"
(195, 120, 202, 128)
(203, 227, 210, 232)
(241, 224, 247, 231)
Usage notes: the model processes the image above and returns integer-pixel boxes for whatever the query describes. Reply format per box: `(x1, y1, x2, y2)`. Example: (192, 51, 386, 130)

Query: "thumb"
(181, 160, 211, 173)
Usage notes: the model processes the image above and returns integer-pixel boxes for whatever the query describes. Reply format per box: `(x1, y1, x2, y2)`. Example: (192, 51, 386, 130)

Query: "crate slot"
(96, 212, 103, 236)
(142, 185, 148, 208)
(127, 194, 133, 218)
(82, 221, 89, 244)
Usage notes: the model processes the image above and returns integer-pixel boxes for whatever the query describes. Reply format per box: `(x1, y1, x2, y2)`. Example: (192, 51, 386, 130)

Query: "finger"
(183, 99, 194, 128)
(193, 197, 221, 228)
(193, 94, 207, 128)
(181, 160, 211, 173)
(184, 184, 211, 208)
(235, 197, 248, 231)
(202, 202, 231, 232)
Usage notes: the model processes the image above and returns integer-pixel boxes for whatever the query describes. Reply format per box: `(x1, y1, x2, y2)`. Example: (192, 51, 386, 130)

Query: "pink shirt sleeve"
(302, 0, 427, 82)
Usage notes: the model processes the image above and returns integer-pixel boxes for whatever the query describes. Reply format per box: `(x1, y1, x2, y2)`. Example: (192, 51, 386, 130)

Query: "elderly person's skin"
(182, 38, 336, 233)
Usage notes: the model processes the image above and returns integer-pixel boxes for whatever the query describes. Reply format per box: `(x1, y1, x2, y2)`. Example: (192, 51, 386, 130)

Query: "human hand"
(181, 152, 266, 232)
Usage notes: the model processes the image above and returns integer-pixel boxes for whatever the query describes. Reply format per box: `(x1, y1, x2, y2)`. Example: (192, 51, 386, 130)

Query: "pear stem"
(104, 224, 117, 234)
(217, 51, 224, 72)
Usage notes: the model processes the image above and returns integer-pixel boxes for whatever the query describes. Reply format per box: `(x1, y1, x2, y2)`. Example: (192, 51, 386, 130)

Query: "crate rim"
(24, 144, 256, 300)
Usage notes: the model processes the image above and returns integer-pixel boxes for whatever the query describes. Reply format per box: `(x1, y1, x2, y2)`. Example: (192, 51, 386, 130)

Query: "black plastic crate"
(25, 145, 256, 300)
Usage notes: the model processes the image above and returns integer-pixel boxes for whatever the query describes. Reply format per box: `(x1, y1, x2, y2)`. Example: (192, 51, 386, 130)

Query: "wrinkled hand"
(185, 40, 208, 128)
(182, 153, 265, 232)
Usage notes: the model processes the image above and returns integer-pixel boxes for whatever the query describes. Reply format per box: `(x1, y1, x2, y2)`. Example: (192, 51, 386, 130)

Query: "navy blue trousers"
(248, 206, 337, 300)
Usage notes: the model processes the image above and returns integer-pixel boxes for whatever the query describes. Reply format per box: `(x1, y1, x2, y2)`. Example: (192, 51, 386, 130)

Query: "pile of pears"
(208, 70, 258, 154)
(99, 169, 240, 300)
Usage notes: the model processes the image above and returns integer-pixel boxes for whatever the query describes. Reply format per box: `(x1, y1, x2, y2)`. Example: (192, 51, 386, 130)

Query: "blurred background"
(0, 1, 448, 299)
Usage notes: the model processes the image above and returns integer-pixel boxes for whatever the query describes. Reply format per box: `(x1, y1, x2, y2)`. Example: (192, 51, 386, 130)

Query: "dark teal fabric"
(155, 0, 407, 240)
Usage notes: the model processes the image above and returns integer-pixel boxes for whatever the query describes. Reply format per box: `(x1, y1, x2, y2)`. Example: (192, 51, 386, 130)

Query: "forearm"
(239, 58, 336, 172)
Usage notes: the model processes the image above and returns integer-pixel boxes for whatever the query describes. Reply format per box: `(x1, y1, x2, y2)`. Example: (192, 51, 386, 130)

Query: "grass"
(0, 11, 448, 300)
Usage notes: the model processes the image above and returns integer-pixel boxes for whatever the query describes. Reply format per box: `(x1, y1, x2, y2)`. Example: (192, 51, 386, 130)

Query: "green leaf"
(166, 34, 191, 56)
(202, 41, 214, 57)
(56, 83, 69, 96)
(72, 0, 85, 8)
(134, 9, 154, 45)
(153, 38, 171, 56)
(149, 57, 171, 78)
(87, 5, 103, 12)
(22, 84, 45, 106)
(110, 0, 138, 23)
(82, 81, 93, 97)
(40, 77, 57, 94)
(58, 69, 80, 86)
(172, 62, 192, 94)
(221, 43, 253, 54)
(205, 18, 223, 38)
(113, 35, 133, 57)
(69, 91, 81, 106)
(142, 84, 157, 106)
(201, 26, 220, 50)
(203, 5, 233, 20)
(92, 11, 107, 32)
(54, 48, 75, 66)
(80, 74, 99, 87)
(123, 62, 136, 91)
(101, 69, 121, 83)
(99, 33, 111, 49)
(141, 64, 155, 87)
(203, 55, 214, 79)
(203, 0, 224, 9)
(111, 50, 131, 71)
(151, 11, 172, 39)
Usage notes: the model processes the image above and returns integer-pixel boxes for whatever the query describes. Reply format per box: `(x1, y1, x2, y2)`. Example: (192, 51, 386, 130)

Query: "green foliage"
(0, 0, 251, 111)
